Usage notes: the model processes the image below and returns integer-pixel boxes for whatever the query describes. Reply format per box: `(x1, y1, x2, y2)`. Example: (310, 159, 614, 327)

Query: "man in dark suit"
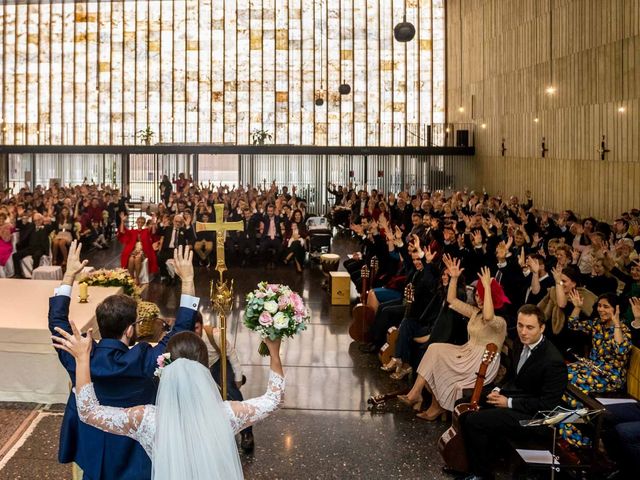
(459, 304, 567, 480)
(259, 204, 283, 269)
(13, 212, 56, 277)
(156, 214, 195, 282)
(236, 207, 260, 265)
(49, 242, 198, 480)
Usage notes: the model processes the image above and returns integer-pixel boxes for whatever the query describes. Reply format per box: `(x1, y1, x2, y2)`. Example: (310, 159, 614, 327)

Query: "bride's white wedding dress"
(75, 359, 285, 480)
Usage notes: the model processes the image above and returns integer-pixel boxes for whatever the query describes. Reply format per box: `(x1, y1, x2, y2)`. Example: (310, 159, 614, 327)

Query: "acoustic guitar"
(379, 283, 414, 366)
(349, 265, 375, 342)
(437, 343, 499, 474)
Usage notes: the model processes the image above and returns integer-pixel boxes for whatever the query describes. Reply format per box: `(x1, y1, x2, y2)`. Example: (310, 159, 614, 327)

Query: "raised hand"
(518, 248, 526, 268)
(478, 266, 492, 287)
(63, 240, 89, 283)
(443, 254, 464, 278)
(567, 289, 583, 308)
(527, 256, 540, 275)
(51, 319, 93, 361)
(423, 246, 436, 263)
(472, 230, 483, 247)
(571, 248, 581, 263)
(551, 266, 563, 284)
(630, 297, 640, 319)
(173, 245, 194, 283)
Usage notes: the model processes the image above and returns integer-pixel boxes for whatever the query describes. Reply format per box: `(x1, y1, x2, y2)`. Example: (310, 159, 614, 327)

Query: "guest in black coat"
(460, 304, 567, 479)
(156, 214, 195, 280)
(13, 213, 56, 277)
(259, 204, 283, 268)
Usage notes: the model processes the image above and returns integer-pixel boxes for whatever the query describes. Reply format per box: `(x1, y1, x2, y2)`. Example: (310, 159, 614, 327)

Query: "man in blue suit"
(49, 241, 199, 480)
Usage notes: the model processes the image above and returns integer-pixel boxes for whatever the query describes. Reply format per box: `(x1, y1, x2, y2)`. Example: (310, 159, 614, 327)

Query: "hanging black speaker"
(394, 17, 416, 42)
(339, 83, 351, 95)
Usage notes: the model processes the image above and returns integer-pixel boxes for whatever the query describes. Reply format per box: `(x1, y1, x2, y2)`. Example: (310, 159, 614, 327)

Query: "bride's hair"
(166, 332, 208, 367)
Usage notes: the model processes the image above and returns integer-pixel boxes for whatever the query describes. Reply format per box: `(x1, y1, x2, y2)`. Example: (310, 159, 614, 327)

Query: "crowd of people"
(0, 176, 314, 282)
(330, 185, 639, 479)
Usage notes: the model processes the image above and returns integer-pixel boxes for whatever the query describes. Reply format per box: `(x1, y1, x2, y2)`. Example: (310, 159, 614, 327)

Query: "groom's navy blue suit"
(48, 289, 198, 480)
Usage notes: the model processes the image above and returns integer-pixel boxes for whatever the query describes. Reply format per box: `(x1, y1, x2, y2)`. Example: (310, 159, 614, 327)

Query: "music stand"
(519, 407, 605, 480)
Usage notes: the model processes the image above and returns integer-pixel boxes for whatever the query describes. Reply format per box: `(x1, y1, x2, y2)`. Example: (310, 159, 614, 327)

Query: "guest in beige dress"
(399, 255, 508, 420)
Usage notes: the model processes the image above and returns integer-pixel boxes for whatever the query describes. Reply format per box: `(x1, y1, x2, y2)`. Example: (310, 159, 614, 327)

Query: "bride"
(52, 320, 285, 480)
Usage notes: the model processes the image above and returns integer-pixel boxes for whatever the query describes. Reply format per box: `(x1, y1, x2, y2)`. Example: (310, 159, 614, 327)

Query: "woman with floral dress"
(560, 291, 632, 446)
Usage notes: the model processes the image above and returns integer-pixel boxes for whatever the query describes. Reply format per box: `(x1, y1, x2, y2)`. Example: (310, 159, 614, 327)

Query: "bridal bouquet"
(243, 282, 309, 356)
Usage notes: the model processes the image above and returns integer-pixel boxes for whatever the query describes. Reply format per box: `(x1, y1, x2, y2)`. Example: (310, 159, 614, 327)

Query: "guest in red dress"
(117, 213, 158, 284)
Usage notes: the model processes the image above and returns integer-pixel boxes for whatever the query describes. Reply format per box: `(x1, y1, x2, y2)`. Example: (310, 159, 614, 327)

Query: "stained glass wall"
(0, 0, 445, 146)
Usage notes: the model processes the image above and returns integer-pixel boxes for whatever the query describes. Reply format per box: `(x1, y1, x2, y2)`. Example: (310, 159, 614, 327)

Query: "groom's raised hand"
(173, 245, 195, 296)
(62, 240, 89, 286)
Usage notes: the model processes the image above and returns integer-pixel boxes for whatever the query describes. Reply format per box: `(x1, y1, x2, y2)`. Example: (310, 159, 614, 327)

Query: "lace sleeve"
(75, 383, 153, 454)
(225, 370, 285, 434)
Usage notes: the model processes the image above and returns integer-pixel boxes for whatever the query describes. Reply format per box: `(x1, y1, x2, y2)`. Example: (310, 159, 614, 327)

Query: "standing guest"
(460, 305, 567, 480)
(117, 213, 158, 285)
(259, 204, 283, 269)
(49, 242, 198, 480)
(159, 175, 173, 204)
(193, 313, 255, 453)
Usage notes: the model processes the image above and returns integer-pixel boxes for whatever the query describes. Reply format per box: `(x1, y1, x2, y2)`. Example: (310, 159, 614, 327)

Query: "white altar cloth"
(0, 279, 122, 403)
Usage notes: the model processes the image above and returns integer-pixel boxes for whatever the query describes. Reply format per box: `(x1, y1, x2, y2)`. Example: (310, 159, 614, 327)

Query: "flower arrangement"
(78, 268, 141, 298)
(243, 282, 309, 356)
(154, 353, 172, 378)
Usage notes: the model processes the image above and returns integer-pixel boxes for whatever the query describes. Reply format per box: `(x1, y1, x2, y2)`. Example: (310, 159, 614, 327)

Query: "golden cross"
(195, 203, 244, 280)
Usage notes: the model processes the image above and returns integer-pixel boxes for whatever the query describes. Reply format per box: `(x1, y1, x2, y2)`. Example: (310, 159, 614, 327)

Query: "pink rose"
(255, 291, 266, 299)
(259, 311, 273, 326)
(278, 295, 292, 310)
(268, 284, 280, 293)
(157, 354, 166, 368)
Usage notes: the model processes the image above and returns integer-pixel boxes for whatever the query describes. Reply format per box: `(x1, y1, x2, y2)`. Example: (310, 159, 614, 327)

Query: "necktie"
(516, 345, 530, 374)
(171, 229, 177, 248)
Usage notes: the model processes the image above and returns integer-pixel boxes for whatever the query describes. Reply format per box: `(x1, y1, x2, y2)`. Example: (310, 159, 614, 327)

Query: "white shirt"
(201, 326, 244, 382)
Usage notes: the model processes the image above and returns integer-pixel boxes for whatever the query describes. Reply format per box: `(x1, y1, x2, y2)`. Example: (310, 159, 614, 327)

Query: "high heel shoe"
(390, 365, 412, 380)
(381, 358, 400, 372)
(416, 409, 447, 422)
(398, 394, 423, 411)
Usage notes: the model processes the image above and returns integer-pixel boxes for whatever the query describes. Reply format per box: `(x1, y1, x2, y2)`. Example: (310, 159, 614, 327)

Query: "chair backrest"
(627, 345, 640, 400)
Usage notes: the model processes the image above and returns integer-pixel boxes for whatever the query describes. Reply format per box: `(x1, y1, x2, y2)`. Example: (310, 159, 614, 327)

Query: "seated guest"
(52, 206, 74, 266)
(13, 212, 56, 278)
(602, 402, 640, 479)
(523, 254, 554, 305)
(117, 213, 158, 285)
(582, 256, 619, 296)
(460, 305, 567, 480)
(259, 204, 283, 269)
(193, 313, 254, 453)
(156, 214, 195, 282)
(538, 265, 597, 353)
(399, 257, 508, 421)
(48, 242, 198, 480)
(0, 215, 15, 268)
(560, 292, 632, 446)
(283, 221, 307, 273)
(193, 213, 215, 267)
(235, 207, 260, 264)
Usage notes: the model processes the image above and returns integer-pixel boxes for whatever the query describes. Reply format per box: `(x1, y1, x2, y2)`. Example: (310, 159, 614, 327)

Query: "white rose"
(273, 312, 289, 330)
(264, 300, 279, 314)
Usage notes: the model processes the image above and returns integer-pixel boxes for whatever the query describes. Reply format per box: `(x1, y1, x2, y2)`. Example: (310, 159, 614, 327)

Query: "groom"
(49, 241, 199, 480)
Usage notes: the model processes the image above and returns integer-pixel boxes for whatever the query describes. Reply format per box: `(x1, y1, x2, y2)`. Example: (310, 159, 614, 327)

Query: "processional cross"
(195, 204, 244, 399)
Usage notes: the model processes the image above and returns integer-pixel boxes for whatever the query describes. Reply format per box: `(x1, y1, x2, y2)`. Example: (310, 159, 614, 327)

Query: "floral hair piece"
(154, 352, 172, 378)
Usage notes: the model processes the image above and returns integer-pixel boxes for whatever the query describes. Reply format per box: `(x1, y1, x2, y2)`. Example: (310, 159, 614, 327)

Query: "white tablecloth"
(0, 279, 122, 403)
(33, 265, 63, 280)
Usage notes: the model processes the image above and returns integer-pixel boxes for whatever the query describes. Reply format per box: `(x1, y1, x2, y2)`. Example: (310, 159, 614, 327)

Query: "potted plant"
(250, 128, 272, 145)
(137, 126, 155, 145)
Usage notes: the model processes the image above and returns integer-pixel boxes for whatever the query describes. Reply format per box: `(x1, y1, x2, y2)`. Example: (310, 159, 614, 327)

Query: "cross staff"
(195, 204, 244, 281)
(195, 203, 243, 400)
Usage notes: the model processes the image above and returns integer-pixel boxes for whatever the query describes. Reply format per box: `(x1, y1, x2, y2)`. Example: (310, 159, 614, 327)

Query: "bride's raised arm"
(226, 338, 285, 433)
(51, 319, 152, 445)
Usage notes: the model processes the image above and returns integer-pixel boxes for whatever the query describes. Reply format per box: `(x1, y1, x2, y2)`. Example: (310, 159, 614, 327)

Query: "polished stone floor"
(0, 235, 534, 479)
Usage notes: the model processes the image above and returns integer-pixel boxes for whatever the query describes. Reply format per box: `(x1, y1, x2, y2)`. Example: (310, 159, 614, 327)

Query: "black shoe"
(240, 431, 254, 453)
